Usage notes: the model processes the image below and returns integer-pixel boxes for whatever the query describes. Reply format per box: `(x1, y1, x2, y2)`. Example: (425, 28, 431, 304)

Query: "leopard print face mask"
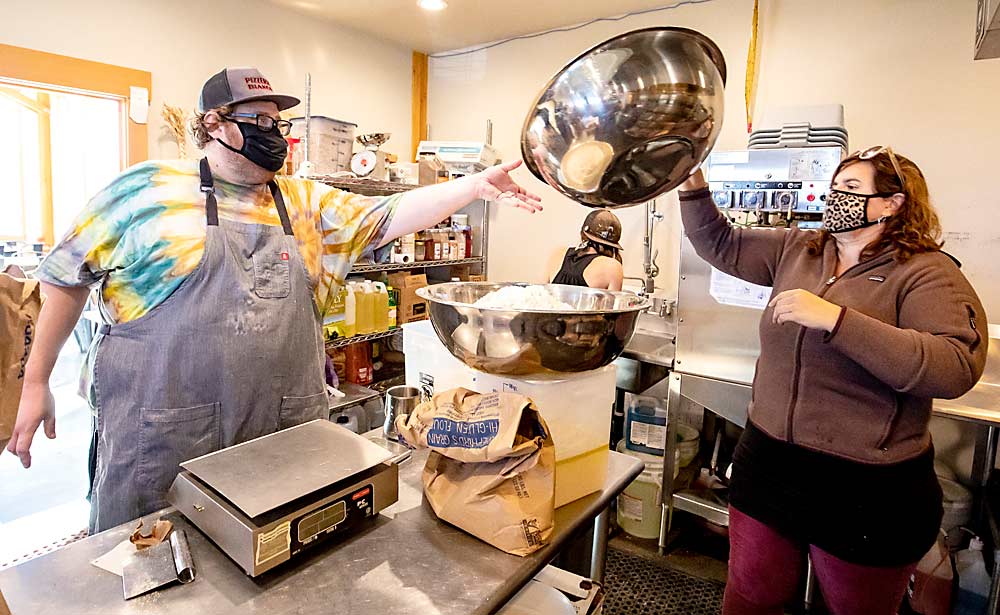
(822, 189, 893, 234)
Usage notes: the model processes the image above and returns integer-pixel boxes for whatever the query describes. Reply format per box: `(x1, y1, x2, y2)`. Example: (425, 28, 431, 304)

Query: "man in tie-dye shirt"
(8, 67, 542, 530)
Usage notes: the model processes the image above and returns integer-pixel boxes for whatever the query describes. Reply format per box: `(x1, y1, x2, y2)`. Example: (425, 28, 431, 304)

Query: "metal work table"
(0, 445, 641, 615)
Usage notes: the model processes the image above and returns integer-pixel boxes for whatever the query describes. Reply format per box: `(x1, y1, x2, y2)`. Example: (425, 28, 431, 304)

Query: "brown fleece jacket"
(680, 187, 988, 464)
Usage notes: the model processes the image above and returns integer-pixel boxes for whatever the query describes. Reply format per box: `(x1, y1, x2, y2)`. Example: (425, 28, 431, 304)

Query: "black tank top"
(552, 247, 601, 287)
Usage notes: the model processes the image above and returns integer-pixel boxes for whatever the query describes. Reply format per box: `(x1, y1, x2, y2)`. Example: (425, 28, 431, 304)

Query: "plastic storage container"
(954, 536, 990, 614)
(940, 477, 973, 537)
(615, 440, 678, 539)
(403, 319, 615, 508)
(289, 115, 357, 174)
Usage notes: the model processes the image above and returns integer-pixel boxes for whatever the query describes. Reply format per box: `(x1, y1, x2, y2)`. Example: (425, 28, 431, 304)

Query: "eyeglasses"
(855, 145, 905, 190)
(222, 113, 292, 136)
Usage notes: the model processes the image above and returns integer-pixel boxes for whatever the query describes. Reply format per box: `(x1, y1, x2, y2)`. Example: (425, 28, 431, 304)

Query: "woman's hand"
(768, 289, 843, 332)
(473, 160, 543, 212)
(678, 168, 708, 192)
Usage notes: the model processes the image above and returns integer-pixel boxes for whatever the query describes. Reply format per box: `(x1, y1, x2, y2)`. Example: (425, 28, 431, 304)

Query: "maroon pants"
(723, 506, 918, 615)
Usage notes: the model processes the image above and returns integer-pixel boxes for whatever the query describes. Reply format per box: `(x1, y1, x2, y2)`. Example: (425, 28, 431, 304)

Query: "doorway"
(0, 44, 151, 567)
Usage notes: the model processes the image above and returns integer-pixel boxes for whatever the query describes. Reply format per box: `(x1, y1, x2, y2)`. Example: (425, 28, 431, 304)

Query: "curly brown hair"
(807, 149, 943, 261)
(189, 105, 232, 149)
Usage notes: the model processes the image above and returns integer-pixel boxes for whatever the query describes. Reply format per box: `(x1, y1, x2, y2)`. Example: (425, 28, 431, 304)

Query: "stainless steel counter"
(0, 447, 641, 615)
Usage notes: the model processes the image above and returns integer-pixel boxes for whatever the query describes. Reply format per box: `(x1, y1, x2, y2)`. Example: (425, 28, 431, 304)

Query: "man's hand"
(6, 380, 56, 468)
(473, 160, 543, 212)
(768, 289, 843, 332)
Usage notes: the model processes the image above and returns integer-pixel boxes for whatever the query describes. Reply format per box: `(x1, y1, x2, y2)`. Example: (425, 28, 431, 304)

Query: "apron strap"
(200, 157, 292, 236)
(200, 157, 219, 227)
(268, 181, 294, 236)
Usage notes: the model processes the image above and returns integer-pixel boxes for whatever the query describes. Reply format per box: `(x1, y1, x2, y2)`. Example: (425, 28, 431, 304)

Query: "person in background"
(6, 67, 542, 534)
(548, 208, 624, 290)
(676, 146, 987, 615)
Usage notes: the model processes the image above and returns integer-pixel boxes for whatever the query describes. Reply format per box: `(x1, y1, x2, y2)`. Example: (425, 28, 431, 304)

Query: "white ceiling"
(266, 0, 678, 53)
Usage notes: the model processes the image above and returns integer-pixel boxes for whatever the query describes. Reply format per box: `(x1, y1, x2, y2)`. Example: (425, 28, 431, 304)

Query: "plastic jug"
(357, 282, 375, 334)
(373, 282, 390, 332)
(343, 284, 357, 337)
(954, 535, 990, 614)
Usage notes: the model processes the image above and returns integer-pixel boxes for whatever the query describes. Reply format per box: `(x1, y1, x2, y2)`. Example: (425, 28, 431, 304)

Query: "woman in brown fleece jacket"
(677, 147, 988, 615)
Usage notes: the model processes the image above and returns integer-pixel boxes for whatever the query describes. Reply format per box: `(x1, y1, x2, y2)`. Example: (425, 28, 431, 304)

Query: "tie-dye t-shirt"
(35, 159, 401, 322)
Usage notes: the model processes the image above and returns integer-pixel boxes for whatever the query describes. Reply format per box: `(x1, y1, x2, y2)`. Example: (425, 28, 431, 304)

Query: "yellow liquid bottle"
(374, 282, 390, 332)
(343, 283, 357, 337)
(357, 282, 375, 334)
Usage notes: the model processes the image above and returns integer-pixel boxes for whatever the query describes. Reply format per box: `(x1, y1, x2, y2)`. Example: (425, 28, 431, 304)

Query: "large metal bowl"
(416, 282, 650, 375)
(521, 27, 727, 209)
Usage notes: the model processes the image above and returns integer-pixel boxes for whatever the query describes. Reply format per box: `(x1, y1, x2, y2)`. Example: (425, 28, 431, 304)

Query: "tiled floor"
(0, 343, 92, 567)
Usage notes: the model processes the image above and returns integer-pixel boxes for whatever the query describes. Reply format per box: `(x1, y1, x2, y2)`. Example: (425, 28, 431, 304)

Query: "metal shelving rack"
(350, 257, 484, 274)
(325, 328, 401, 350)
(313, 175, 490, 351)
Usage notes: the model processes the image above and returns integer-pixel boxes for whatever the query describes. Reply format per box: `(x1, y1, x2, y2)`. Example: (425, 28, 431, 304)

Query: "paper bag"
(396, 388, 555, 556)
(0, 273, 42, 449)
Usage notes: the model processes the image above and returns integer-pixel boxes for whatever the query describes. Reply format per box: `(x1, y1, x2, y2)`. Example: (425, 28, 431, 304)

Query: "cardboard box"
(468, 275, 487, 282)
(388, 272, 428, 323)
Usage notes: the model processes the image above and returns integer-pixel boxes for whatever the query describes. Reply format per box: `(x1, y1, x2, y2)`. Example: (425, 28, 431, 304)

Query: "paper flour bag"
(396, 388, 555, 556)
(0, 272, 42, 449)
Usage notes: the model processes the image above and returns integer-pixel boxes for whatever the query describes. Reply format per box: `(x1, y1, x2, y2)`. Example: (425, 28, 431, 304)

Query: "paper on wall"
(709, 268, 772, 310)
(129, 86, 149, 124)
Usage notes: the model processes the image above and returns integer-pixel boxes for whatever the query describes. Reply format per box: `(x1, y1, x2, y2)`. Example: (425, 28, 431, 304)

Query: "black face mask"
(216, 121, 287, 172)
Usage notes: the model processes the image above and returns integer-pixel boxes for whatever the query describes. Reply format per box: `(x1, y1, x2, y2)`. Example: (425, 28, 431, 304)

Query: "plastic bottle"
(361, 282, 378, 334)
(955, 535, 991, 614)
(343, 283, 357, 337)
(387, 286, 398, 329)
(457, 228, 467, 259)
(373, 282, 390, 332)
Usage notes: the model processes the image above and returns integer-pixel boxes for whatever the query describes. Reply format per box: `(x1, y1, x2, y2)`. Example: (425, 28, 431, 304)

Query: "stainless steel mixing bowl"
(521, 27, 727, 209)
(416, 282, 650, 375)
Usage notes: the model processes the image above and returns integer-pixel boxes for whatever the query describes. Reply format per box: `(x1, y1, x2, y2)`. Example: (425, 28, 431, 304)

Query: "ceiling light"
(418, 0, 448, 10)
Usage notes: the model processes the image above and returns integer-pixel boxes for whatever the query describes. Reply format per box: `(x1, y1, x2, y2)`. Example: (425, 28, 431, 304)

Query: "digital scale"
(168, 420, 401, 576)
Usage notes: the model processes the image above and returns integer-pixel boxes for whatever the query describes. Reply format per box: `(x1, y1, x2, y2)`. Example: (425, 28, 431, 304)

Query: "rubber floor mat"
(604, 546, 725, 615)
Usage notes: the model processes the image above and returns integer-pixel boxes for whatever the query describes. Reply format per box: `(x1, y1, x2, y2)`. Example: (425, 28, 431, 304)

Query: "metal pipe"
(590, 508, 610, 584)
(642, 200, 662, 295)
(303, 73, 312, 164)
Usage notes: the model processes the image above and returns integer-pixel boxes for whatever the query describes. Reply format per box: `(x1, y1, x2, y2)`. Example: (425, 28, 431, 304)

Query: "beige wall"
(0, 0, 413, 163)
(428, 0, 1000, 317)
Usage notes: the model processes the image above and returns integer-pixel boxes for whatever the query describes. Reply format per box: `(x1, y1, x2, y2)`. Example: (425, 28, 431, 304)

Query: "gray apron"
(88, 158, 327, 533)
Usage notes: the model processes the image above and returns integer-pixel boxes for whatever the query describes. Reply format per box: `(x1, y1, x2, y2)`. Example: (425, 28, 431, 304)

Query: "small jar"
(415, 239, 425, 262)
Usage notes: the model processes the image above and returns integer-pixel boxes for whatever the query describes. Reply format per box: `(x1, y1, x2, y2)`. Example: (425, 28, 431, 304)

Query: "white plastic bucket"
(616, 440, 677, 539)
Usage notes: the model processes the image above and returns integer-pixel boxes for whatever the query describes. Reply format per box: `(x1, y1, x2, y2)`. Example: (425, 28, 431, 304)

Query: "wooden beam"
(0, 86, 48, 114)
(411, 51, 428, 162)
(36, 92, 54, 246)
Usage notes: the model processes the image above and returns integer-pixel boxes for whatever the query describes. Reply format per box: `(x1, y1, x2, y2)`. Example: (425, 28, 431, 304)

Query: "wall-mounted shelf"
(350, 257, 484, 274)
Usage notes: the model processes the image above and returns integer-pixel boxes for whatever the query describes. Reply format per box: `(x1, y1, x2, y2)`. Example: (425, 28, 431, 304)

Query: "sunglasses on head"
(854, 145, 905, 191)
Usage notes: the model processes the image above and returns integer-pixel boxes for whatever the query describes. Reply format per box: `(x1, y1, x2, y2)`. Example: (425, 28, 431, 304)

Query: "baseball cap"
(197, 67, 300, 113)
(582, 209, 623, 250)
